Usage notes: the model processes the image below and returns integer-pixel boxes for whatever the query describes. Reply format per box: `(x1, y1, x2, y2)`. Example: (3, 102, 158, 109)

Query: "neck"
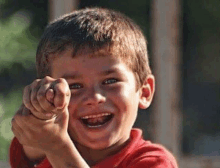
(74, 138, 130, 166)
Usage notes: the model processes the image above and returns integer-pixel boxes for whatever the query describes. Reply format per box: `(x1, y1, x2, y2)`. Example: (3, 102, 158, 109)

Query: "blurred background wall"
(0, 0, 219, 167)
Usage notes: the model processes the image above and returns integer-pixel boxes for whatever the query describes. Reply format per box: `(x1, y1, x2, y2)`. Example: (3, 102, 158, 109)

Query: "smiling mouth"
(80, 113, 113, 128)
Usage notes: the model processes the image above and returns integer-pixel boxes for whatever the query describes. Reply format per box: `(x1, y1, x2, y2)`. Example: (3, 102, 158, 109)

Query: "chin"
(85, 139, 114, 150)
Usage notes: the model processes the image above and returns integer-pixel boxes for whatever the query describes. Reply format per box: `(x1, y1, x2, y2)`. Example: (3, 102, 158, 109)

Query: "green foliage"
(0, 90, 23, 161)
(0, 0, 6, 5)
(0, 4, 40, 162)
(0, 10, 38, 71)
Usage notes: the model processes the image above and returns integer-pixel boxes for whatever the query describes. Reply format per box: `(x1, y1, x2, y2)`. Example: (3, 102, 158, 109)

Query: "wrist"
(44, 136, 90, 168)
(44, 133, 74, 155)
(23, 145, 46, 159)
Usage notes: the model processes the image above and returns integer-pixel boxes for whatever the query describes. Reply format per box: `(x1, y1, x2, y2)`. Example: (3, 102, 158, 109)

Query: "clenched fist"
(23, 76, 71, 120)
(11, 76, 71, 152)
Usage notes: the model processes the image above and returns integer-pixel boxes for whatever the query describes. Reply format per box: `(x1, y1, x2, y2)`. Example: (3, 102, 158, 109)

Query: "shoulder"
(127, 142, 178, 167)
(123, 129, 178, 168)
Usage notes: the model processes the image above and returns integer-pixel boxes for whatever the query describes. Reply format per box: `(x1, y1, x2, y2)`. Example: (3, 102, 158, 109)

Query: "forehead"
(50, 48, 132, 78)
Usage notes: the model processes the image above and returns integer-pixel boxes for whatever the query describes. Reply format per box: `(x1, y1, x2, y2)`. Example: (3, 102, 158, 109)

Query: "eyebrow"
(61, 73, 83, 80)
(61, 67, 121, 80)
(99, 68, 121, 75)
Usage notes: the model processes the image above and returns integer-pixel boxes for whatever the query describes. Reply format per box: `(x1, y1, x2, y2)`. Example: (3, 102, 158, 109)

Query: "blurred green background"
(0, 0, 220, 161)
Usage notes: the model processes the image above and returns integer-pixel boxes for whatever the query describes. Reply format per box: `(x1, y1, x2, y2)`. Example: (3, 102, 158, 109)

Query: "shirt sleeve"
(10, 137, 30, 168)
(9, 137, 51, 168)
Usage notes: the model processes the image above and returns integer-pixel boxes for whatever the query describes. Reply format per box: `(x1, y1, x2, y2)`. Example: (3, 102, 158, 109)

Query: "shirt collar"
(91, 128, 144, 168)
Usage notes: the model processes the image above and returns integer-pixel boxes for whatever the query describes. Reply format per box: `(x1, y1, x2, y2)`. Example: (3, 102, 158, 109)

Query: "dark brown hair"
(36, 7, 152, 88)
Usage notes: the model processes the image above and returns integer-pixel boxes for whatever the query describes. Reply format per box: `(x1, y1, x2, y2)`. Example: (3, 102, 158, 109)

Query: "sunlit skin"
(51, 48, 155, 165)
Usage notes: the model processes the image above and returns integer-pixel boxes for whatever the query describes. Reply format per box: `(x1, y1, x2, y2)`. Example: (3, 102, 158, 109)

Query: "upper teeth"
(81, 113, 111, 119)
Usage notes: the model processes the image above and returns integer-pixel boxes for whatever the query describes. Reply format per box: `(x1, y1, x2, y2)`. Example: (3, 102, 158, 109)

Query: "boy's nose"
(82, 87, 106, 106)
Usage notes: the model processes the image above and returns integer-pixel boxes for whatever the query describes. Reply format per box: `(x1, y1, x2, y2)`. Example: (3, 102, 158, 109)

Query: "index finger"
(52, 78, 71, 111)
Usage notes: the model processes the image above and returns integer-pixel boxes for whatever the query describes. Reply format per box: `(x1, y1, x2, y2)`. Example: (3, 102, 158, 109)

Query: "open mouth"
(80, 113, 113, 128)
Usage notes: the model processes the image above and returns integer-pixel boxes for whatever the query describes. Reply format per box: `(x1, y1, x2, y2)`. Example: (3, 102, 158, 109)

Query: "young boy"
(10, 7, 178, 168)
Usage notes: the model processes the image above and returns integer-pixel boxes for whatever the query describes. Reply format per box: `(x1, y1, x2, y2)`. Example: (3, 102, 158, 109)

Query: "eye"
(103, 78, 118, 85)
(69, 83, 83, 89)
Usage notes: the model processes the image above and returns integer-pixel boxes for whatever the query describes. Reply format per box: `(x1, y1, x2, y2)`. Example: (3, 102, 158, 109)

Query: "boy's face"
(51, 48, 151, 151)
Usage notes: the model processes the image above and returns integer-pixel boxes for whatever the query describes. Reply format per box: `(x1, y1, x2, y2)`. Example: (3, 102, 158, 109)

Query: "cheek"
(67, 96, 79, 114)
(110, 86, 136, 111)
(113, 89, 138, 129)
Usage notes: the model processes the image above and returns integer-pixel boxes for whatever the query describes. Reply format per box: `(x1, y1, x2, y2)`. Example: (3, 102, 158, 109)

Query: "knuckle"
(43, 76, 52, 83)
(44, 76, 52, 81)
(32, 79, 40, 87)
(57, 78, 67, 84)
(56, 83, 69, 95)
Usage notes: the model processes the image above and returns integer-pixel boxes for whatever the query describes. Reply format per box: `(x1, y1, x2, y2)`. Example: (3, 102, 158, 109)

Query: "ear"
(138, 74, 155, 109)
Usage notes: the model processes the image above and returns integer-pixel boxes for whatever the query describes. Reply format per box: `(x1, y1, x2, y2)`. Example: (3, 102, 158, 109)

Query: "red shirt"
(10, 129, 178, 168)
